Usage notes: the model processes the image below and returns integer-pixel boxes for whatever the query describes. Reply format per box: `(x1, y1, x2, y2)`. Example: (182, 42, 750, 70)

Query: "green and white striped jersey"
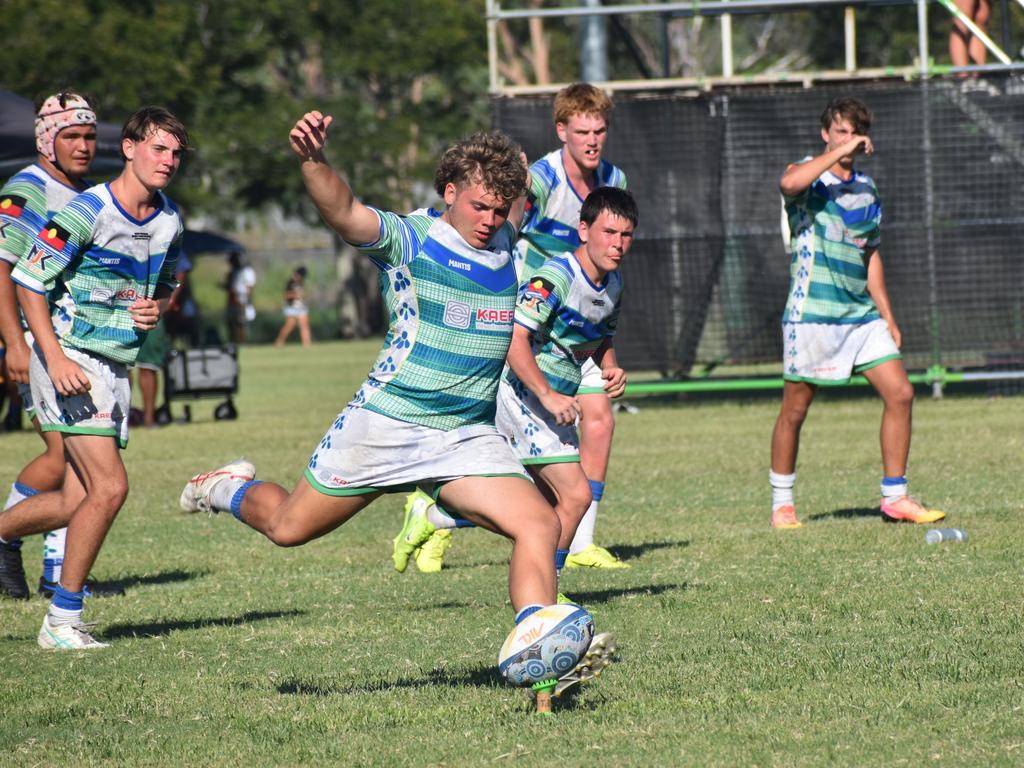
(508, 251, 622, 396)
(12, 183, 182, 364)
(783, 163, 882, 325)
(349, 207, 519, 431)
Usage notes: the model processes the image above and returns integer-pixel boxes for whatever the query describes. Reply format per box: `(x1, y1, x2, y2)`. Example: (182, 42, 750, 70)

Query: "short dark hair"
(433, 131, 526, 205)
(295, 266, 308, 278)
(820, 96, 872, 134)
(580, 187, 638, 229)
(121, 106, 190, 160)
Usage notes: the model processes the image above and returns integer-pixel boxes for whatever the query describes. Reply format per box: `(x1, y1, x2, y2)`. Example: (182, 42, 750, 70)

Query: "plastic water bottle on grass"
(924, 528, 968, 545)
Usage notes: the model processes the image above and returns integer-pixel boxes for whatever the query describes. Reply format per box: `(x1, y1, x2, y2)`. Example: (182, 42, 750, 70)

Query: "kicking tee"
(509, 251, 622, 396)
(352, 207, 519, 431)
(783, 162, 881, 325)
(515, 149, 626, 280)
(12, 183, 182, 364)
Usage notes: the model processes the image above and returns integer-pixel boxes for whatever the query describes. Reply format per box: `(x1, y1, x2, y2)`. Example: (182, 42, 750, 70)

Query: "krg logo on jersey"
(475, 307, 513, 332)
(443, 299, 472, 329)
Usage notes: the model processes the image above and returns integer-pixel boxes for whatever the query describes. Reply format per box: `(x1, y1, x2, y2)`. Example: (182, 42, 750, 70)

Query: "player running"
(5, 106, 186, 648)
(181, 113, 563, 625)
(402, 82, 631, 573)
(0, 91, 121, 601)
(769, 96, 945, 529)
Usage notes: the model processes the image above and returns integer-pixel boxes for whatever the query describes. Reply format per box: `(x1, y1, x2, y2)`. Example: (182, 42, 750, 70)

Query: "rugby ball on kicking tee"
(498, 603, 594, 686)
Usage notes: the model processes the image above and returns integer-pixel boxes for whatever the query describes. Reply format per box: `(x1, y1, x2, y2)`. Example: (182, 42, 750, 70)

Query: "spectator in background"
(225, 250, 256, 343)
(950, 0, 991, 70)
(164, 248, 200, 346)
(274, 266, 312, 347)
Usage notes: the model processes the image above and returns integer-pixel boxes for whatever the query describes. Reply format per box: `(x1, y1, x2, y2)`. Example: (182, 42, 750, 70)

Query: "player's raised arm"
(289, 111, 380, 245)
(779, 134, 873, 197)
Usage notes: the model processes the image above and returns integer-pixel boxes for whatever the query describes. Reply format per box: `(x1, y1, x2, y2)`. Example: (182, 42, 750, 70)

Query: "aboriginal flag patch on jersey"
(39, 222, 71, 252)
(0, 194, 27, 219)
(521, 277, 554, 310)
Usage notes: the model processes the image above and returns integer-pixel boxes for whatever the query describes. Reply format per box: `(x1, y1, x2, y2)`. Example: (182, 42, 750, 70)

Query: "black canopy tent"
(0, 89, 123, 178)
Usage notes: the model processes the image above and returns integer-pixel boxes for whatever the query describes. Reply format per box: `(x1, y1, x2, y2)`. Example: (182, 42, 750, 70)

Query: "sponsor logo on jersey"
(443, 299, 472, 329)
(592, 299, 606, 307)
(0, 194, 26, 219)
(552, 227, 571, 237)
(90, 287, 115, 304)
(26, 247, 51, 273)
(132, 232, 151, 241)
(521, 278, 554, 310)
(39, 222, 71, 252)
(447, 258, 472, 272)
(475, 307, 513, 331)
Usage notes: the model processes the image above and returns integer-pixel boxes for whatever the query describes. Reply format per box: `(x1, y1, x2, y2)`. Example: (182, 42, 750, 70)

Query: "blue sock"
(51, 582, 85, 612)
(588, 480, 605, 502)
(230, 480, 263, 521)
(555, 548, 569, 572)
(515, 604, 543, 624)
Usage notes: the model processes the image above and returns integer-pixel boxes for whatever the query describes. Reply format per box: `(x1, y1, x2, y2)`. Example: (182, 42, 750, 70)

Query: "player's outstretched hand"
(602, 366, 627, 399)
(48, 354, 90, 396)
(129, 297, 162, 331)
(539, 390, 582, 426)
(289, 111, 334, 162)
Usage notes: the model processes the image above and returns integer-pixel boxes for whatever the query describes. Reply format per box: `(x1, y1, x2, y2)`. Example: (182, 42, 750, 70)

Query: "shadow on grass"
(609, 539, 689, 562)
(568, 582, 698, 605)
(101, 608, 306, 640)
(278, 664, 503, 696)
(88, 568, 209, 594)
(808, 507, 881, 521)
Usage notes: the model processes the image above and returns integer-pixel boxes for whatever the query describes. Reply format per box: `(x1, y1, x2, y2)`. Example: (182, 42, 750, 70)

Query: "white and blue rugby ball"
(498, 604, 594, 686)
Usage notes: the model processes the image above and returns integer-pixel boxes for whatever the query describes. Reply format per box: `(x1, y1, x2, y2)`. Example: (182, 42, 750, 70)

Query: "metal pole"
(844, 6, 856, 72)
(581, 0, 609, 82)
(917, 0, 929, 77)
(487, 0, 500, 92)
(722, 3, 734, 77)
(920, 81, 943, 398)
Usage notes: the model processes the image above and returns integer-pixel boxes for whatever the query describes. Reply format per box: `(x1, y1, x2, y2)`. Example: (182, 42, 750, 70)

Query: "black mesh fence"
(493, 76, 1024, 376)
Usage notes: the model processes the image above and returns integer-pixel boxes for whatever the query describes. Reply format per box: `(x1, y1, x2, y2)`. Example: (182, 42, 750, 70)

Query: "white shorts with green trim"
(496, 378, 580, 465)
(29, 344, 130, 448)
(783, 318, 901, 384)
(304, 407, 528, 496)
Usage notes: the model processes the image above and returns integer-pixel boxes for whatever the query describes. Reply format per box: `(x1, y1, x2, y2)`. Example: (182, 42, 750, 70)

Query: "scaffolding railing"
(487, 0, 1024, 94)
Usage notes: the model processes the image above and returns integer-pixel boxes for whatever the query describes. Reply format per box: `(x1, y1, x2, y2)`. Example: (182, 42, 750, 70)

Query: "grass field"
(1, 339, 1022, 767)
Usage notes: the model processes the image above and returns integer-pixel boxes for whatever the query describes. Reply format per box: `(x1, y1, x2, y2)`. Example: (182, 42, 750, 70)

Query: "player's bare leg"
(438, 475, 559, 611)
(234, 477, 378, 546)
(769, 381, 817, 528)
(18, 422, 65, 492)
(567, 392, 628, 567)
(862, 359, 913, 477)
(529, 463, 591, 551)
(58, 435, 129, 592)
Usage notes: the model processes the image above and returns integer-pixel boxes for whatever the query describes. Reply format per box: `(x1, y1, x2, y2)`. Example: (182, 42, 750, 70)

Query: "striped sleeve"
(0, 175, 48, 266)
(515, 263, 565, 332)
(12, 192, 97, 293)
(355, 208, 423, 270)
(528, 158, 557, 215)
(158, 218, 184, 291)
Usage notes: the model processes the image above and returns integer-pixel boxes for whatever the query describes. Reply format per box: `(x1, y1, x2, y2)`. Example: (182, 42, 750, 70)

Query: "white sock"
(769, 470, 796, 512)
(48, 604, 83, 626)
(426, 502, 459, 530)
(210, 477, 249, 511)
(4, 482, 30, 512)
(881, 476, 908, 503)
(43, 527, 67, 583)
(570, 501, 598, 554)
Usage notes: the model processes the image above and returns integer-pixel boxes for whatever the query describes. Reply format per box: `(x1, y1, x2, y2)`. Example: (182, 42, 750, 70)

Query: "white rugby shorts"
(496, 378, 580, 465)
(782, 318, 901, 384)
(304, 406, 527, 496)
(29, 343, 131, 448)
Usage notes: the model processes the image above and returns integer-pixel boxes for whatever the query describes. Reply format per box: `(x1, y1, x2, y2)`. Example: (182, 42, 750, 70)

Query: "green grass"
(1, 340, 1022, 767)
